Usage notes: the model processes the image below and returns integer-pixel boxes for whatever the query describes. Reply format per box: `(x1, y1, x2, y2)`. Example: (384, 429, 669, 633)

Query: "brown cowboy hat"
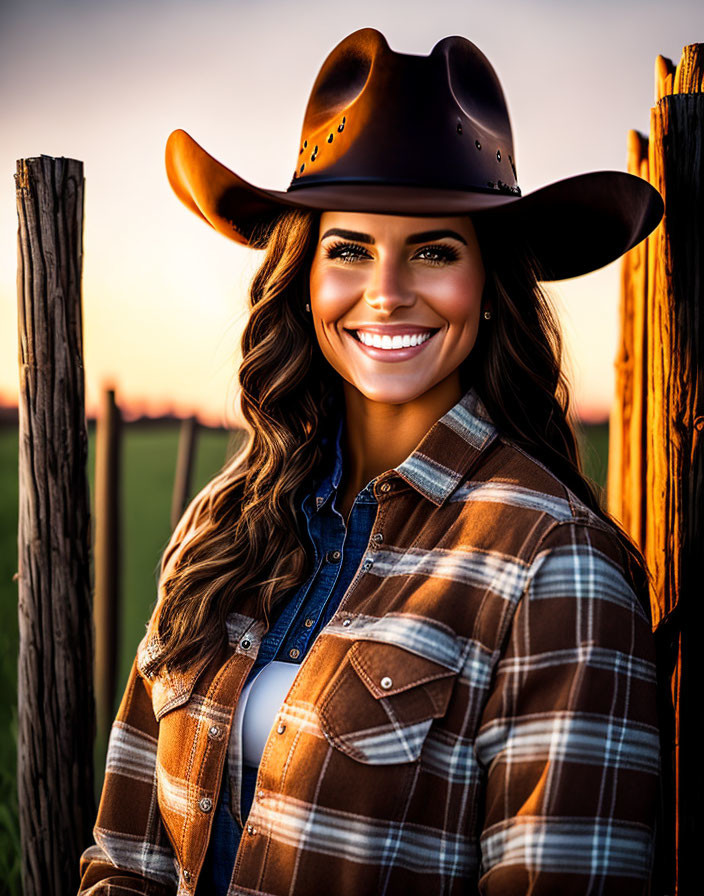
(165, 27, 663, 281)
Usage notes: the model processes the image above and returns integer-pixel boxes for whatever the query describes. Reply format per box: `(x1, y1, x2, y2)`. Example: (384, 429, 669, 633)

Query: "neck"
(338, 371, 464, 500)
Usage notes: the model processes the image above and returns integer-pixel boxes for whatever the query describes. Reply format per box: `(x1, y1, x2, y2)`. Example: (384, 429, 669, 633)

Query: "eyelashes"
(324, 240, 369, 262)
(323, 240, 460, 266)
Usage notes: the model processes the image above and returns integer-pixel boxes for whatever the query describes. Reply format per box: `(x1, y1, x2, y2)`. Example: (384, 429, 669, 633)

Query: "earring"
(483, 309, 492, 320)
(305, 303, 311, 312)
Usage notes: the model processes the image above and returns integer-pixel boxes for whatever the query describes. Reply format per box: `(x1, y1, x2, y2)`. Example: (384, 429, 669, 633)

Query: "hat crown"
(289, 27, 520, 197)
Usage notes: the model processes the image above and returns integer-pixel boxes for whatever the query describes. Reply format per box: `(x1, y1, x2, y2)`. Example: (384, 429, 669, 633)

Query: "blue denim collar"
(305, 413, 345, 517)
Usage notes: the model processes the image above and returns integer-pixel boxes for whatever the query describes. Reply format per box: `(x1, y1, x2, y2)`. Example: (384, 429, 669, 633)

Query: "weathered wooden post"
(608, 44, 704, 895)
(171, 413, 198, 531)
(15, 155, 96, 894)
(608, 129, 650, 547)
(93, 386, 122, 755)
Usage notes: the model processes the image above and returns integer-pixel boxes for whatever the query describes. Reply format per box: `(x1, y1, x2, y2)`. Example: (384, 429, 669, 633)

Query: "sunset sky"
(1, 0, 702, 427)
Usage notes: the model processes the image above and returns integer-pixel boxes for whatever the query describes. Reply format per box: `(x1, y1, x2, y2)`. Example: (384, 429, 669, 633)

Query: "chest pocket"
(318, 639, 457, 765)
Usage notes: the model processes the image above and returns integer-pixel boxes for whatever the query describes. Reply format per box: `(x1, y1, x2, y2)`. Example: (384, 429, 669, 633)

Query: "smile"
(344, 326, 440, 362)
(352, 329, 436, 349)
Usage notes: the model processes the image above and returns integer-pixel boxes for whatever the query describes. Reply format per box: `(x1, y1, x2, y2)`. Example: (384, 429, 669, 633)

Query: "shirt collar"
(393, 384, 498, 506)
(310, 412, 345, 513)
(310, 384, 497, 513)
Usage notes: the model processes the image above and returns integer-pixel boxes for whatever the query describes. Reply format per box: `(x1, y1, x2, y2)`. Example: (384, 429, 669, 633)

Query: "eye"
(414, 244, 460, 265)
(323, 240, 372, 263)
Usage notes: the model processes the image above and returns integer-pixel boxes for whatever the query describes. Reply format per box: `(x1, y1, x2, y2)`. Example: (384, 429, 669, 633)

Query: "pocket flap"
(349, 639, 456, 699)
(318, 640, 458, 764)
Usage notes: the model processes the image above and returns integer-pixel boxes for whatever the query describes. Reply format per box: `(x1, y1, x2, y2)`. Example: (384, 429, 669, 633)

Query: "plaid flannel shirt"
(78, 385, 660, 895)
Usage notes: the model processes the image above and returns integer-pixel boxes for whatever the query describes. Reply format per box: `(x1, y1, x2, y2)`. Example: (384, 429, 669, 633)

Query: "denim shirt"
(197, 415, 378, 895)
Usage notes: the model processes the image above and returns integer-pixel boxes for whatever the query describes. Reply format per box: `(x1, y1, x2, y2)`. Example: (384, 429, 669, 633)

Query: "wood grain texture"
(611, 44, 704, 896)
(15, 155, 96, 895)
(648, 87, 704, 894)
(674, 43, 704, 94)
(93, 387, 122, 751)
(608, 129, 649, 546)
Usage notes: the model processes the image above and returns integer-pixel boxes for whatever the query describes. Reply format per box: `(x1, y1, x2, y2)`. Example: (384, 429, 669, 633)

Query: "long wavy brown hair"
(146, 207, 653, 679)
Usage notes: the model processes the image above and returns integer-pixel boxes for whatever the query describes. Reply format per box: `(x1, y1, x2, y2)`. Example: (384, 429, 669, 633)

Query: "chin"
(348, 377, 434, 406)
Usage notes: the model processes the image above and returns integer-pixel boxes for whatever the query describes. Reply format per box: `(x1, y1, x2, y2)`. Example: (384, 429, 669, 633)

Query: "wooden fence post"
(15, 155, 95, 894)
(93, 387, 122, 755)
(609, 44, 704, 895)
(608, 129, 649, 547)
(171, 414, 198, 531)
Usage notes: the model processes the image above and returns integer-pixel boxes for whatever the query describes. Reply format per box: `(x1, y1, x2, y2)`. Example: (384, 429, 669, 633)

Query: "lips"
(345, 326, 440, 351)
(343, 325, 440, 362)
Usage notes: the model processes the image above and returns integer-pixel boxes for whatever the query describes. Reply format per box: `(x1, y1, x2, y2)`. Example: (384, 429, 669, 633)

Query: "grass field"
(0, 416, 609, 892)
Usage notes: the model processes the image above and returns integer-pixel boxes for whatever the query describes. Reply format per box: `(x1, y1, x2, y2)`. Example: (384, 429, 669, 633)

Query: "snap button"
(183, 869, 192, 883)
(362, 558, 373, 571)
(277, 723, 286, 734)
(380, 676, 393, 690)
(372, 532, 383, 542)
(304, 618, 314, 628)
(379, 482, 391, 493)
(247, 823, 256, 835)
(326, 549, 342, 563)
(342, 619, 352, 627)
(198, 796, 213, 813)
(289, 648, 300, 659)
(241, 638, 251, 649)
(208, 725, 221, 739)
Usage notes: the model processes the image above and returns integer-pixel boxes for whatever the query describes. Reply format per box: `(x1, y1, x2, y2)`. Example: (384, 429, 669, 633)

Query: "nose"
(363, 253, 416, 315)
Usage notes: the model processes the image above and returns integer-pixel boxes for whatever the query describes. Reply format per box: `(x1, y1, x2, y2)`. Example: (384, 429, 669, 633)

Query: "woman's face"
(309, 211, 486, 405)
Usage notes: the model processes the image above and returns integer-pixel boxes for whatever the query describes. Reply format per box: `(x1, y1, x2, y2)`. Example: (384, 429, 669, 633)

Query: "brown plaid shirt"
(78, 386, 660, 895)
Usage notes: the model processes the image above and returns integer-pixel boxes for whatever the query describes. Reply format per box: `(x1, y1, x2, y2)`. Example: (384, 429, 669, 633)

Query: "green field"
(0, 417, 608, 892)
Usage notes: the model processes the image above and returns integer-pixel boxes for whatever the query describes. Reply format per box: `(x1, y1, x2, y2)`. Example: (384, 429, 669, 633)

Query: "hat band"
(286, 174, 522, 197)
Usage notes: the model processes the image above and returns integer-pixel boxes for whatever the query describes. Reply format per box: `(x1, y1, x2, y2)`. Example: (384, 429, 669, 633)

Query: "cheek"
(425, 266, 485, 323)
(309, 262, 362, 322)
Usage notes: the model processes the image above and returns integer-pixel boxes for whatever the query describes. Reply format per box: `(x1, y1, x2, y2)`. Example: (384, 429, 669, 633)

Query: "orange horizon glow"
(0, 386, 611, 427)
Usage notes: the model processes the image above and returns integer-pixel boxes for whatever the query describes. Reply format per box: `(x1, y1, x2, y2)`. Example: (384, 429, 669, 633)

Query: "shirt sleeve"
(475, 518, 660, 895)
(77, 654, 178, 895)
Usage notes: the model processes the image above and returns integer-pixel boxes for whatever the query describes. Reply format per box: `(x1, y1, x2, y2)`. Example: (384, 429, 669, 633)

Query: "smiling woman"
(309, 212, 488, 517)
(78, 26, 664, 896)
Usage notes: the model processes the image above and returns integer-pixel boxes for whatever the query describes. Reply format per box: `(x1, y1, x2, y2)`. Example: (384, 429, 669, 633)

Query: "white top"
(234, 660, 301, 767)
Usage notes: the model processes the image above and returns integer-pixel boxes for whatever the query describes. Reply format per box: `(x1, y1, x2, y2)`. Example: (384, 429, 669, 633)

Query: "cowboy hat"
(165, 27, 663, 281)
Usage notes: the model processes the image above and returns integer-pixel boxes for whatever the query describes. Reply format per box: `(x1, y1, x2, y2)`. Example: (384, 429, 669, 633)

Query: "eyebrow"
(320, 227, 468, 246)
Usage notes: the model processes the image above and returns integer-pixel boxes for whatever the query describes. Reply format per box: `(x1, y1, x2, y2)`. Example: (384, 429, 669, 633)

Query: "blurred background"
(1, 0, 702, 890)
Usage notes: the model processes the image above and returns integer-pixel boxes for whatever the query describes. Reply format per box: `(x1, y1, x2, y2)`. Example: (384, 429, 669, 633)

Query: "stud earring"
(483, 309, 492, 320)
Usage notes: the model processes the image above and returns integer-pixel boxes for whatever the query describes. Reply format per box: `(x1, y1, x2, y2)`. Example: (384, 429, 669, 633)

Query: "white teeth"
(355, 330, 433, 349)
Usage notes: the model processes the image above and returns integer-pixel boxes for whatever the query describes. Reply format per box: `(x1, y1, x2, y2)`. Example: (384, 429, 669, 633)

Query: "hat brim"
(165, 128, 663, 281)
